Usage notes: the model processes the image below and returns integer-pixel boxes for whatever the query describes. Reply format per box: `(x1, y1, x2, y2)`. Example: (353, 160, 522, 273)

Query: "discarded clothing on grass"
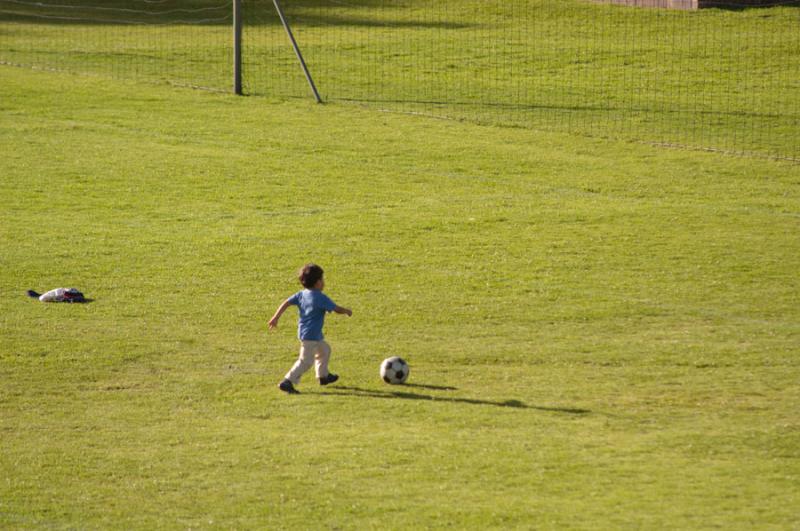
(27, 288, 86, 303)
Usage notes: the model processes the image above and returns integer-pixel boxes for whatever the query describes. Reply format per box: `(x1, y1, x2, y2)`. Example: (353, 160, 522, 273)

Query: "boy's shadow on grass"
(403, 383, 459, 391)
(322, 385, 590, 415)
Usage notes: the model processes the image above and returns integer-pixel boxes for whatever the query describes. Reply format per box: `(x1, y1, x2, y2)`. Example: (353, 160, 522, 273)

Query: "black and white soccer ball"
(380, 356, 409, 385)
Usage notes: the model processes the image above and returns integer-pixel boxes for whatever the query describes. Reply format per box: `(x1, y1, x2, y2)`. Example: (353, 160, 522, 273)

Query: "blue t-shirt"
(287, 289, 337, 340)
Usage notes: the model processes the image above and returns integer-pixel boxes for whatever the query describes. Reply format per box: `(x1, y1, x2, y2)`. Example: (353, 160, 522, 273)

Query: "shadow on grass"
(403, 383, 459, 391)
(704, 1, 800, 10)
(320, 385, 590, 415)
(334, 97, 789, 121)
(0, 1, 478, 29)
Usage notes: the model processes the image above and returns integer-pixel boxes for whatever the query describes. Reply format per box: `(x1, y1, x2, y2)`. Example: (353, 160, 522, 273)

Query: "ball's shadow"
(322, 385, 590, 414)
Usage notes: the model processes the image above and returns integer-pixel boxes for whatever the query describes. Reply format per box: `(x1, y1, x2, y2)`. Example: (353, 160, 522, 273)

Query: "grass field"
(2, 0, 798, 160)
(1, 67, 800, 528)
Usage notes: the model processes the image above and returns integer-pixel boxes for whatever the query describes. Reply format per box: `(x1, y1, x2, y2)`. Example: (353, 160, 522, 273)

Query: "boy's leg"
(285, 341, 317, 385)
(314, 341, 332, 379)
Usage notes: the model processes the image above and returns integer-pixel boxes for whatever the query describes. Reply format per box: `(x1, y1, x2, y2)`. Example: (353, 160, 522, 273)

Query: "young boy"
(269, 263, 352, 394)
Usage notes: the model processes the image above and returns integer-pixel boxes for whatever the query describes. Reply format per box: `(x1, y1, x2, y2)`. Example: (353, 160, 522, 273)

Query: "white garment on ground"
(285, 340, 331, 385)
(39, 288, 69, 302)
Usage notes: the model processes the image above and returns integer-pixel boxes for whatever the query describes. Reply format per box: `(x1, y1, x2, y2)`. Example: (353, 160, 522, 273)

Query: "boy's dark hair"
(298, 263, 324, 289)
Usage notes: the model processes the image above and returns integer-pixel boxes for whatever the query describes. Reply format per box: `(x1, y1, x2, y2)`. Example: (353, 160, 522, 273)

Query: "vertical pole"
(272, 0, 322, 103)
(233, 0, 242, 95)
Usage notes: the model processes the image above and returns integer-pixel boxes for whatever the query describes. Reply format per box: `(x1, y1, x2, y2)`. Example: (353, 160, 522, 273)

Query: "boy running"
(269, 264, 352, 394)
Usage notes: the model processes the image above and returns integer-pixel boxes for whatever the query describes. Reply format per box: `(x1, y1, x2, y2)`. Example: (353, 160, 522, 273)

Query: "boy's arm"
(333, 305, 352, 317)
(268, 298, 293, 330)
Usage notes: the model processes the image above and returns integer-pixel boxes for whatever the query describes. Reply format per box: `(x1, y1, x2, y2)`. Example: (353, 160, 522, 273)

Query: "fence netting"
(2, 0, 798, 161)
(0, 0, 233, 90)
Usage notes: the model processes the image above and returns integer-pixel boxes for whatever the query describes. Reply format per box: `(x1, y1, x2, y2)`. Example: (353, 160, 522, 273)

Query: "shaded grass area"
(1, 69, 799, 528)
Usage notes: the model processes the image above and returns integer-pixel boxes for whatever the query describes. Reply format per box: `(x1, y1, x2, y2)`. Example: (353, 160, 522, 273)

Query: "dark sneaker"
(278, 379, 300, 394)
(319, 373, 339, 386)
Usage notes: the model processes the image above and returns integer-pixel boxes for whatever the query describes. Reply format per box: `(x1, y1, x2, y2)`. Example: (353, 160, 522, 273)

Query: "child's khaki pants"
(285, 340, 331, 384)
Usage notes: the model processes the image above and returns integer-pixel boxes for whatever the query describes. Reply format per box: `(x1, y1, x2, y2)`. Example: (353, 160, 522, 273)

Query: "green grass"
(2, 0, 798, 159)
(1, 67, 800, 528)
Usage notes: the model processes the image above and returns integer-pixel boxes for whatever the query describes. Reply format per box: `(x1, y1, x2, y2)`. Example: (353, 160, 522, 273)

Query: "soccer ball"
(380, 356, 409, 385)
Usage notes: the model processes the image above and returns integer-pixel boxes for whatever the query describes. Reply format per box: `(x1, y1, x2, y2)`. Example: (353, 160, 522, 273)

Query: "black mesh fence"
(2, 0, 798, 160)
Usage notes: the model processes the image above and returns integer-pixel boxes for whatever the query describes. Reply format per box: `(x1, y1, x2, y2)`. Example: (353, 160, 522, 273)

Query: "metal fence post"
(272, 0, 322, 103)
(233, 0, 242, 95)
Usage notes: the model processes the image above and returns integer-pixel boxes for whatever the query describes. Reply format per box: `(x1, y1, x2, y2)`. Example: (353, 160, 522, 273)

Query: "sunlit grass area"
(1, 68, 799, 528)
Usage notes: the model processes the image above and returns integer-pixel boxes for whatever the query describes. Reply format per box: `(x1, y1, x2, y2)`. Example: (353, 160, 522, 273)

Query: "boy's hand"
(269, 299, 292, 331)
(334, 306, 352, 317)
